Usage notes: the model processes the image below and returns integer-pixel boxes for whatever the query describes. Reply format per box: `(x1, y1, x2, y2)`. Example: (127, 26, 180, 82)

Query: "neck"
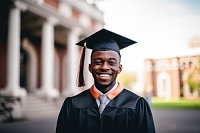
(95, 81, 116, 94)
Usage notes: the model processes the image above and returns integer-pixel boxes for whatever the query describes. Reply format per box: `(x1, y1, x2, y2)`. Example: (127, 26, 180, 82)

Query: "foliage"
(186, 57, 200, 95)
(117, 71, 137, 89)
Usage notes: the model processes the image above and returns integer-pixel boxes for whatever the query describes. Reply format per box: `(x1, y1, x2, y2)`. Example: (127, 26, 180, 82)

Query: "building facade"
(0, 0, 104, 99)
(144, 54, 200, 99)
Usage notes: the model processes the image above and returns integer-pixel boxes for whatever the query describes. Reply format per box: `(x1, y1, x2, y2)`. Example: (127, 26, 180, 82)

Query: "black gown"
(56, 89, 156, 133)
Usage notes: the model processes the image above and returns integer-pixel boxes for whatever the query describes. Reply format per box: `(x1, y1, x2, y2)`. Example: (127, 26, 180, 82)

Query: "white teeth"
(99, 74, 110, 77)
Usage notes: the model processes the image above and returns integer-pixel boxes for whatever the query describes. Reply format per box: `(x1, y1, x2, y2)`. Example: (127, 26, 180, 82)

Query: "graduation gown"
(56, 88, 156, 133)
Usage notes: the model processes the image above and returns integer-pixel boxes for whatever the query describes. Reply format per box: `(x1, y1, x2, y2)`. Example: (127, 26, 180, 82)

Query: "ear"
(118, 64, 122, 74)
(89, 64, 92, 73)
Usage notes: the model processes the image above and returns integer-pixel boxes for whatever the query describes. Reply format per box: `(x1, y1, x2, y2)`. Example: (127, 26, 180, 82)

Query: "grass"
(151, 97, 200, 109)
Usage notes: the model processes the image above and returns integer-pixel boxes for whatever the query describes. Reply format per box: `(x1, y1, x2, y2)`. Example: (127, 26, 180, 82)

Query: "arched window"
(157, 72, 171, 99)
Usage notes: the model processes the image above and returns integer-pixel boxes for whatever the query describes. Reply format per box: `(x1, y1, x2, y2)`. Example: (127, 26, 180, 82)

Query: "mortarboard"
(76, 28, 137, 87)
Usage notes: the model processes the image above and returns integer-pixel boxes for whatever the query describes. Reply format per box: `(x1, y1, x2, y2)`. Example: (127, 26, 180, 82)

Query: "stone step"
(22, 94, 61, 119)
(24, 110, 60, 119)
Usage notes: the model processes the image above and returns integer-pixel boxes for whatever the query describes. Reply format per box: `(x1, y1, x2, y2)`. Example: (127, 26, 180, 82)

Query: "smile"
(99, 74, 111, 77)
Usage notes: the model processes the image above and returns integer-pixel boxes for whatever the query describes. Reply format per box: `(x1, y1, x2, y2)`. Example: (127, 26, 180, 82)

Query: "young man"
(56, 29, 156, 133)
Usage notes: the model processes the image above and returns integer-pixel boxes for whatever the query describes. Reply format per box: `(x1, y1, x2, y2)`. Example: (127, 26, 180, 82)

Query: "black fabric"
(91, 39, 121, 56)
(56, 89, 156, 133)
(75, 28, 137, 54)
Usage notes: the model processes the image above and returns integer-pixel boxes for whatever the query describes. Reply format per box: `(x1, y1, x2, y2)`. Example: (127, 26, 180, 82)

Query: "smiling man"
(90, 50, 122, 93)
(56, 29, 156, 133)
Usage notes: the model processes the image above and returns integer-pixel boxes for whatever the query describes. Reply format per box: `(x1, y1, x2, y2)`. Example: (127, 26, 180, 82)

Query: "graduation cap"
(76, 28, 137, 87)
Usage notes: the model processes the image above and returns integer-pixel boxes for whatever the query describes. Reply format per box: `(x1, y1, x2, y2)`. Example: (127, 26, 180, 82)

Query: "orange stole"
(90, 83, 124, 100)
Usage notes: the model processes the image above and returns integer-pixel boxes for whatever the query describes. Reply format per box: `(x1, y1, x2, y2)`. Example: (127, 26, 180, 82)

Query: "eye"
(94, 61, 103, 65)
(108, 61, 117, 66)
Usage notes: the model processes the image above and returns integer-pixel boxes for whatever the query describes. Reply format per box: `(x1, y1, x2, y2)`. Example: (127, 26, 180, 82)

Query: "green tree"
(186, 57, 200, 95)
(117, 71, 137, 89)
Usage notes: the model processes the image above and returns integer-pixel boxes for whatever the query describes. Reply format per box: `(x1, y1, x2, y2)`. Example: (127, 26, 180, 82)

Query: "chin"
(95, 80, 113, 87)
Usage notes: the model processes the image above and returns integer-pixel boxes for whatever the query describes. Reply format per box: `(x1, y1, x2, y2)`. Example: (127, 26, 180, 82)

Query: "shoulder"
(123, 89, 150, 109)
(121, 89, 141, 99)
(119, 89, 143, 103)
(109, 89, 148, 109)
(62, 89, 95, 108)
(123, 89, 148, 105)
(63, 89, 90, 101)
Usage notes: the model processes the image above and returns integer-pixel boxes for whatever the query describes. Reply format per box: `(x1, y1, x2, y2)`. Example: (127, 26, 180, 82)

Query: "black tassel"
(77, 42, 86, 87)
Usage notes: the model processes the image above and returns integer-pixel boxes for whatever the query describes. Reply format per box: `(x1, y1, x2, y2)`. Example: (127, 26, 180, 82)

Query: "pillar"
(36, 17, 59, 98)
(62, 28, 81, 96)
(2, 1, 27, 98)
(84, 49, 93, 89)
(1, 1, 27, 119)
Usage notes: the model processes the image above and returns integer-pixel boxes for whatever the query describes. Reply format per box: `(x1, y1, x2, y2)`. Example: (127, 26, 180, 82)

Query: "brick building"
(144, 52, 200, 99)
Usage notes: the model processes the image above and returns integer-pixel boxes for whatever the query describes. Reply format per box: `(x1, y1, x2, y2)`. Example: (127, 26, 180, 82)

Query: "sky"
(95, 0, 200, 67)
(94, 0, 200, 82)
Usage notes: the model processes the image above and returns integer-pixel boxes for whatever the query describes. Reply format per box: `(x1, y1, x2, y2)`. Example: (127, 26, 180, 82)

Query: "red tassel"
(77, 42, 86, 87)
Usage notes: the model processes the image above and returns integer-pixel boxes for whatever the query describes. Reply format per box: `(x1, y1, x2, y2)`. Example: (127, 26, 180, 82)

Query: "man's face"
(89, 50, 122, 88)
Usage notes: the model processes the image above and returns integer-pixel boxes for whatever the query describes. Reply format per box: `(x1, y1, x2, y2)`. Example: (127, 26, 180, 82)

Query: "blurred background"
(0, 0, 200, 133)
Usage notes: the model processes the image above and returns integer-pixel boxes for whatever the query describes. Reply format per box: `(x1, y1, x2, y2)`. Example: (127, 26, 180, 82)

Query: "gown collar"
(90, 82, 124, 100)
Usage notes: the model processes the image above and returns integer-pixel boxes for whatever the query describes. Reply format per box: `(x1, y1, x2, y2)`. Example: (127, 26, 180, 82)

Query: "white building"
(0, 0, 104, 119)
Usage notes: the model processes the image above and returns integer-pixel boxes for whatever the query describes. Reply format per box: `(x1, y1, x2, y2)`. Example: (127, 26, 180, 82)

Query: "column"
(62, 28, 81, 96)
(84, 49, 93, 89)
(37, 17, 59, 98)
(2, 2, 26, 97)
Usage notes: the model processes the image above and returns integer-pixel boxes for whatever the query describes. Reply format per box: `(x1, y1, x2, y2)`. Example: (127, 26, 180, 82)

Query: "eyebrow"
(93, 58, 118, 61)
(94, 58, 117, 60)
